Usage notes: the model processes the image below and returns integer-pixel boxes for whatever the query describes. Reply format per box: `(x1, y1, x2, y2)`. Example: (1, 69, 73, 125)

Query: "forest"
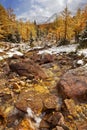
(0, 4, 87, 45)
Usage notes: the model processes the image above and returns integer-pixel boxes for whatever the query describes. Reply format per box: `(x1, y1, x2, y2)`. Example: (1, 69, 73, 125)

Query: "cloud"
(15, 0, 87, 23)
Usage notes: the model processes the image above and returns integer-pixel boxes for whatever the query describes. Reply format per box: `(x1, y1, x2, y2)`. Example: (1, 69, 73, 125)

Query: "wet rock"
(9, 59, 47, 79)
(57, 65, 87, 102)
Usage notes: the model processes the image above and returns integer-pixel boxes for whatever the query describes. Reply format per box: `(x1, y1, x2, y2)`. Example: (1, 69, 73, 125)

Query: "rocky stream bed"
(0, 42, 87, 130)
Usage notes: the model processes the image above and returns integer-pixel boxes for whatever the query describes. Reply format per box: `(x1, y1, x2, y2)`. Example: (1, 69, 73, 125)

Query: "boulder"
(9, 59, 47, 79)
(57, 65, 87, 102)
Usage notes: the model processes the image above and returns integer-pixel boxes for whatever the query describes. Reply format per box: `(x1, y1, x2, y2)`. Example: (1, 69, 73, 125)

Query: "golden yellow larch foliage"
(0, 3, 87, 42)
(0, 4, 10, 39)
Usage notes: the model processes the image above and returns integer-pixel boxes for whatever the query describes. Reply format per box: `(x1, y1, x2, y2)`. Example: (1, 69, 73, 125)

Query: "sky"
(0, 0, 87, 23)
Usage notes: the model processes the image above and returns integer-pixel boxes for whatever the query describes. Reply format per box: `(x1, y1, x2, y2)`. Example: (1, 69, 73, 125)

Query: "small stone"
(12, 83, 21, 93)
(40, 120, 50, 129)
(43, 95, 59, 110)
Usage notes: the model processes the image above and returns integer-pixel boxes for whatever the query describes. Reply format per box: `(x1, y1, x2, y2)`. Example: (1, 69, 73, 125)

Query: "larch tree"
(0, 4, 10, 40)
(61, 5, 71, 40)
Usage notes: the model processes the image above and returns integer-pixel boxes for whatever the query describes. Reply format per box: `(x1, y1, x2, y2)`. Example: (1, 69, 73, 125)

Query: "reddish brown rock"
(43, 95, 59, 110)
(40, 120, 50, 129)
(9, 59, 47, 79)
(15, 91, 59, 115)
(47, 112, 64, 126)
(15, 91, 43, 114)
(29, 53, 56, 64)
(57, 65, 87, 102)
(40, 54, 55, 64)
(40, 112, 66, 130)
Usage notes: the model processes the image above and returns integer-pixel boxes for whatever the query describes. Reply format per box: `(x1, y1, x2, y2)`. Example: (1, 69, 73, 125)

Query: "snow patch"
(27, 107, 34, 118)
(6, 50, 23, 57)
(77, 60, 84, 65)
(0, 56, 4, 60)
(0, 48, 4, 52)
(38, 44, 78, 55)
(27, 107, 41, 128)
(77, 49, 87, 57)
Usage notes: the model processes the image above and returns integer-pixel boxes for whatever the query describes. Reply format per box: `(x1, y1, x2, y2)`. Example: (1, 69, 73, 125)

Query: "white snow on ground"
(0, 48, 4, 52)
(77, 60, 84, 65)
(38, 44, 78, 55)
(0, 42, 87, 62)
(27, 107, 41, 128)
(77, 49, 87, 57)
(0, 56, 4, 60)
(6, 51, 23, 57)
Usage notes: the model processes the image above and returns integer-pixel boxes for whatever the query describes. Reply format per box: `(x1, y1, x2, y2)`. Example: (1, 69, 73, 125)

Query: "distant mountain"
(44, 13, 58, 24)
(20, 13, 58, 24)
(32, 16, 49, 24)
(18, 16, 50, 24)
(35, 13, 58, 24)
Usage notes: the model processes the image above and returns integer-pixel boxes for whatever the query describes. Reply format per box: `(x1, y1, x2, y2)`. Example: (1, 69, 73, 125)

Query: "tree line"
(0, 4, 36, 43)
(39, 5, 87, 44)
(0, 4, 87, 44)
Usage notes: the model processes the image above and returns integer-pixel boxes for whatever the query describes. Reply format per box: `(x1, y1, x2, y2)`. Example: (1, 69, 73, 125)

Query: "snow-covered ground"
(0, 42, 44, 60)
(77, 49, 87, 57)
(38, 44, 78, 55)
(0, 42, 87, 61)
(0, 44, 24, 60)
